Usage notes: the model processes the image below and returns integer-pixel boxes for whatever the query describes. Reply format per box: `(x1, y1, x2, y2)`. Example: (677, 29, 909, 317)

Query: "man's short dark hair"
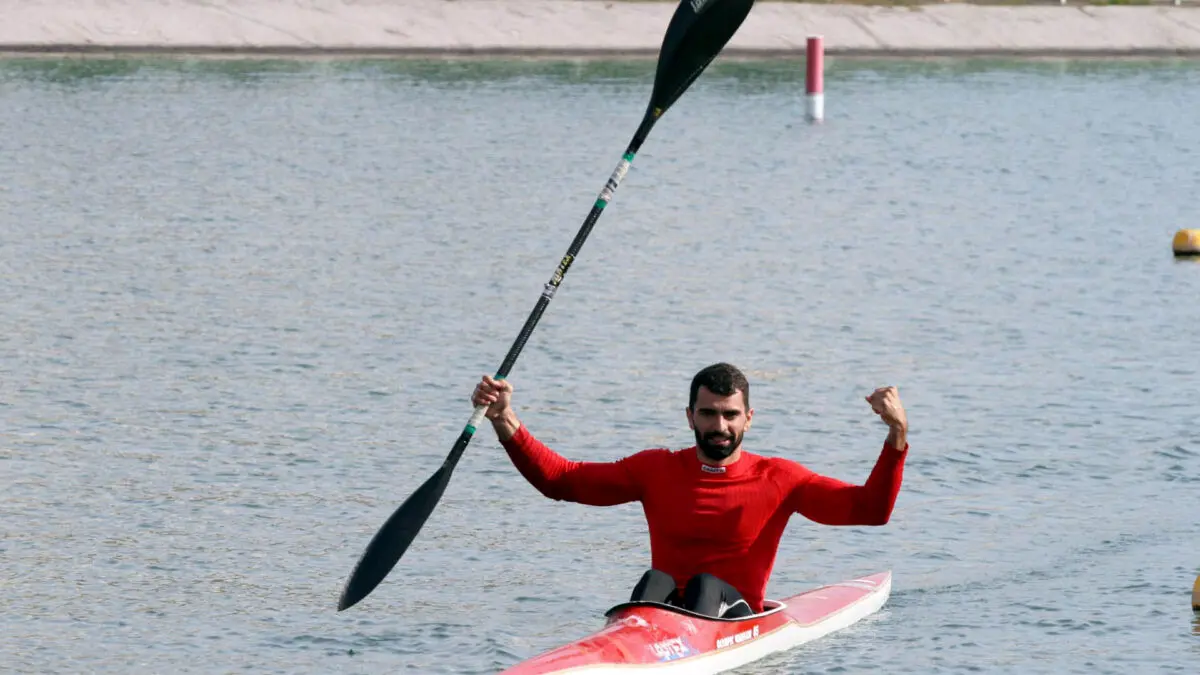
(689, 362, 750, 410)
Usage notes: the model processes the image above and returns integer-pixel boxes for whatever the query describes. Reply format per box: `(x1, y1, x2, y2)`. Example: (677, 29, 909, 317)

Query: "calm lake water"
(2, 54, 1198, 674)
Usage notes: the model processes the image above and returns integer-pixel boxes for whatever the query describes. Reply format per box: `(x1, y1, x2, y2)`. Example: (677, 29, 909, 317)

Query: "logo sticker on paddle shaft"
(690, 0, 716, 14)
(541, 254, 575, 299)
(649, 637, 697, 661)
(715, 625, 759, 649)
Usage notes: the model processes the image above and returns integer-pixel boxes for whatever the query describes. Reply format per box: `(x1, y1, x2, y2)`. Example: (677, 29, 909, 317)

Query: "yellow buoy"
(1194, 573, 1200, 612)
(1173, 229, 1200, 257)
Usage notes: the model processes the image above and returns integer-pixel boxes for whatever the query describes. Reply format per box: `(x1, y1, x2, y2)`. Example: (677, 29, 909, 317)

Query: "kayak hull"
(500, 570, 892, 674)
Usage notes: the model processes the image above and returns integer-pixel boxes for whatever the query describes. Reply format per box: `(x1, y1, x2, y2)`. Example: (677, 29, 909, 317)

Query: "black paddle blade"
(337, 462, 456, 611)
(648, 0, 756, 117)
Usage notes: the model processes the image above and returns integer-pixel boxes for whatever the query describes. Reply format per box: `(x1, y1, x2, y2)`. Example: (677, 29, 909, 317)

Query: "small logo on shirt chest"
(700, 465, 726, 474)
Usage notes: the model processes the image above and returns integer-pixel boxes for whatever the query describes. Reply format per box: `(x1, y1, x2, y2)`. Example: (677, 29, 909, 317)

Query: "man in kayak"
(470, 362, 908, 619)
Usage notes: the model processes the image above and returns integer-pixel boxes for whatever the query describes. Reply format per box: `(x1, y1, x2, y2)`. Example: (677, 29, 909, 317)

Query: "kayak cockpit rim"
(601, 598, 786, 623)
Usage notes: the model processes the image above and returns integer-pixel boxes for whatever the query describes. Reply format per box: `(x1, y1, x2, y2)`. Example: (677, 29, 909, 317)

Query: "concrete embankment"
(3, 0, 1200, 56)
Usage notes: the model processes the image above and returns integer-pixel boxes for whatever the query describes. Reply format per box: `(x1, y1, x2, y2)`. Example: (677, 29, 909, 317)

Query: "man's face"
(686, 386, 753, 461)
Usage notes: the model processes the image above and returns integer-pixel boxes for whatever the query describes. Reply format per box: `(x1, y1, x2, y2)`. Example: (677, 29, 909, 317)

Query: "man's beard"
(695, 428, 743, 462)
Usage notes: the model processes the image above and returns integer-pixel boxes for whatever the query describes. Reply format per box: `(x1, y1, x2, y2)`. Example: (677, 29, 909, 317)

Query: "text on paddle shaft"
(715, 624, 759, 649)
(690, 0, 716, 13)
(541, 254, 575, 299)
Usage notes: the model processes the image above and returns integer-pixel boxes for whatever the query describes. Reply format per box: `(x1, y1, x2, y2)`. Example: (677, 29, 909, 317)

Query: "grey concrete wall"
(3, 0, 1200, 56)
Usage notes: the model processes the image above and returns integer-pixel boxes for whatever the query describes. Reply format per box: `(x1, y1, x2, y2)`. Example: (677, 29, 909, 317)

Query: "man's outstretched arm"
(473, 375, 648, 506)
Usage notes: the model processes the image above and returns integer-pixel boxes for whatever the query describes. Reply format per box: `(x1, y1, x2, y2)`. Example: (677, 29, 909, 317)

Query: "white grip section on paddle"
(596, 158, 631, 205)
(466, 405, 488, 432)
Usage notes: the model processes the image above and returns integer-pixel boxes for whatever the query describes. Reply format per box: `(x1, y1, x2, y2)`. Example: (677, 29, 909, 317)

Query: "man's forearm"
(490, 409, 522, 442)
(886, 424, 907, 451)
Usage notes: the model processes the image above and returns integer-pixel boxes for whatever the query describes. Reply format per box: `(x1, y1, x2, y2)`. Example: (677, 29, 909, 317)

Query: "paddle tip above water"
(337, 559, 377, 612)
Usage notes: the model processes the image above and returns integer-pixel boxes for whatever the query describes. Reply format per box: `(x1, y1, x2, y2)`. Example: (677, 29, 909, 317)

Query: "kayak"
(500, 570, 891, 674)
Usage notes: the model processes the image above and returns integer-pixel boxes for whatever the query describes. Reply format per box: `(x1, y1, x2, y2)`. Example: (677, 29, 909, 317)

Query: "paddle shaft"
(446, 113, 659, 468)
(338, 0, 758, 611)
(337, 114, 660, 613)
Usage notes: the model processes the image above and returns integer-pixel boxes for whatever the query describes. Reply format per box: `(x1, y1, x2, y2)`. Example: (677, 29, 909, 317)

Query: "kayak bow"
(501, 571, 892, 674)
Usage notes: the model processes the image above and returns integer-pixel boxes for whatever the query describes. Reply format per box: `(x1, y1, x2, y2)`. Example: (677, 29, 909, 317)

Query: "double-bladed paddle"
(337, 0, 757, 612)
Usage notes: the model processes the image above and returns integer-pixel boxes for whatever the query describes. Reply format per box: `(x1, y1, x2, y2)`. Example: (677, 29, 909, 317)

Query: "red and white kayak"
(500, 570, 891, 674)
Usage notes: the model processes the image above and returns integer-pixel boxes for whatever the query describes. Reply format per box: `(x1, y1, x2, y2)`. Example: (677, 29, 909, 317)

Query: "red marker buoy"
(806, 35, 824, 122)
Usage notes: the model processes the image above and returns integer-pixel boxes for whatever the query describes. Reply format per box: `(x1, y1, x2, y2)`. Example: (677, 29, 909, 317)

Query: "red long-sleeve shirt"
(500, 425, 906, 613)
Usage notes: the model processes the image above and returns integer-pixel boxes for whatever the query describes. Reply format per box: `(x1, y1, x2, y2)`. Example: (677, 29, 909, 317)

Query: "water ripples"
(2, 56, 1198, 673)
